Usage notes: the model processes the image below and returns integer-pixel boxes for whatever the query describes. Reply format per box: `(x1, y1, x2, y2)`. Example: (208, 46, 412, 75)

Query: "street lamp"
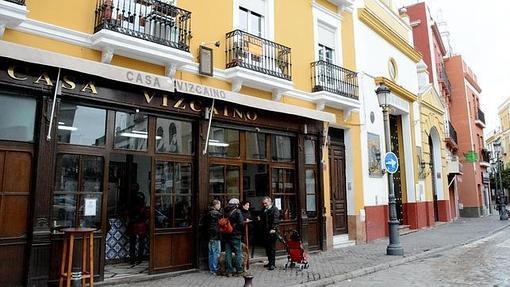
(376, 84, 404, 256)
(493, 141, 508, 220)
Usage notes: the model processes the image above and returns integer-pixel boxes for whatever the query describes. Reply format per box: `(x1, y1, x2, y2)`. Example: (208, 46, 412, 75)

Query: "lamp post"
(493, 141, 508, 220)
(376, 84, 404, 256)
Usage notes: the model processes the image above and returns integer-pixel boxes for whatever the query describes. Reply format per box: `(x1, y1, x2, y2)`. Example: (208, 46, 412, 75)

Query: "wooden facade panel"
(153, 234, 173, 268)
(0, 243, 26, 287)
(0, 151, 4, 188)
(307, 220, 320, 249)
(171, 232, 193, 267)
(3, 151, 32, 194)
(0, 195, 29, 237)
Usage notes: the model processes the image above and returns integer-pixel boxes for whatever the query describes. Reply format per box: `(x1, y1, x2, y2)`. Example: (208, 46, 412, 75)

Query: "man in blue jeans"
(207, 199, 222, 275)
(223, 198, 244, 277)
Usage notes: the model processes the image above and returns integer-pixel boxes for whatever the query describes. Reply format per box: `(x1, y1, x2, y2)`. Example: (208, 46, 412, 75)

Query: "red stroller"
(281, 230, 309, 270)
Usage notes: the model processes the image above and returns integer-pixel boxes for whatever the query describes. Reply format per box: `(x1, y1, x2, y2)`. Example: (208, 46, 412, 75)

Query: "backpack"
(218, 210, 235, 234)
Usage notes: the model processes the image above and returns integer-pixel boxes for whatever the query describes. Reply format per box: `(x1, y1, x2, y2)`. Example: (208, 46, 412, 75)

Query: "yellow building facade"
(0, 0, 365, 284)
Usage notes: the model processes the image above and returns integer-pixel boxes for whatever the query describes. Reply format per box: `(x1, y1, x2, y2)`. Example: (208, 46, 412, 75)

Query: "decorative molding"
(16, 18, 91, 47)
(0, 0, 27, 29)
(358, 8, 422, 63)
(231, 78, 242, 93)
(272, 89, 284, 102)
(100, 47, 114, 64)
(375, 77, 417, 102)
(223, 66, 294, 98)
(165, 63, 177, 78)
(312, 1, 343, 22)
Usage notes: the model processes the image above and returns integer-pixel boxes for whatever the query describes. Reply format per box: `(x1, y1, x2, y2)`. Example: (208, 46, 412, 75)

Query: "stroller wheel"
(284, 263, 288, 269)
(304, 262, 309, 269)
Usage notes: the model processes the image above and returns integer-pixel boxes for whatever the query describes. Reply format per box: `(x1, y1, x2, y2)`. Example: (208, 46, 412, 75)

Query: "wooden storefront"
(0, 56, 327, 286)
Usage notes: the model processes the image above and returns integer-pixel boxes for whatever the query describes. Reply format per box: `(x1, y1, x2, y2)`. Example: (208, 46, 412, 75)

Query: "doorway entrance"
(104, 154, 151, 279)
(429, 135, 439, 222)
(389, 115, 404, 224)
(329, 128, 347, 235)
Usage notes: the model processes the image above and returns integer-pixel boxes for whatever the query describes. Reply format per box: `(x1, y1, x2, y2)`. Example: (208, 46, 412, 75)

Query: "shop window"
(53, 154, 103, 230)
(156, 118, 193, 154)
(208, 127, 240, 158)
(305, 169, 317, 218)
(271, 135, 295, 162)
(304, 139, 316, 164)
(155, 161, 192, 228)
(0, 94, 36, 142)
(209, 164, 240, 205)
(246, 132, 266, 160)
(57, 102, 106, 146)
(114, 111, 148, 151)
(271, 168, 296, 220)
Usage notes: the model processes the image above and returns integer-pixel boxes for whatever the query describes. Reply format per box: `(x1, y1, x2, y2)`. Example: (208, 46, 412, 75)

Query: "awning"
(0, 40, 336, 123)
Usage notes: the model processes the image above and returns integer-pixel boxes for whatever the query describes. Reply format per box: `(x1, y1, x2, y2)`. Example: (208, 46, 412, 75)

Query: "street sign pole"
(382, 106, 404, 256)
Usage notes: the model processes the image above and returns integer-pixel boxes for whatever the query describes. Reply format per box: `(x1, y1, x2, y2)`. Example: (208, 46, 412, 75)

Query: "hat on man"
(228, 198, 240, 205)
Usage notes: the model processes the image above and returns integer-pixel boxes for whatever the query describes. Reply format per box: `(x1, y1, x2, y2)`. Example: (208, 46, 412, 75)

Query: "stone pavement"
(108, 215, 510, 287)
(334, 225, 510, 286)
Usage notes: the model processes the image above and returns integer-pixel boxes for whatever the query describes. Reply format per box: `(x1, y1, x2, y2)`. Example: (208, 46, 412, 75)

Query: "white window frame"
(312, 2, 342, 66)
(233, 0, 274, 40)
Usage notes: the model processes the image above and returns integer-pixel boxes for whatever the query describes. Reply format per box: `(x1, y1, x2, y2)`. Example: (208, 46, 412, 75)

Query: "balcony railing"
(225, 29, 292, 81)
(311, 60, 359, 100)
(438, 62, 451, 94)
(94, 0, 192, 52)
(5, 0, 25, 5)
(446, 121, 458, 145)
(477, 108, 485, 124)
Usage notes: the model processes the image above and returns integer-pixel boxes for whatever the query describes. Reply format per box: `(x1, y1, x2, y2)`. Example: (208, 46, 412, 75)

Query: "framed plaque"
(199, 45, 213, 76)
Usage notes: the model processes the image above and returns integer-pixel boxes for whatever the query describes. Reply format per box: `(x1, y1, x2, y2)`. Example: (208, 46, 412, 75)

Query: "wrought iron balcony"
(446, 120, 458, 146)
(225, 29, 292, 81)
(4, 0, 25, 5)
(94, 0, 191, 52)
(477, 108, 485, 125)
(438, 62, 451, 95)
(480, 148, 491, 166)
(311, 60, 359, 100)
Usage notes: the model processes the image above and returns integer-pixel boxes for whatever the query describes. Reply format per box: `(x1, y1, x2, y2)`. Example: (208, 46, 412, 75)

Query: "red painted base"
(365, 205, 388, 241)
(436, 199, 451, 222)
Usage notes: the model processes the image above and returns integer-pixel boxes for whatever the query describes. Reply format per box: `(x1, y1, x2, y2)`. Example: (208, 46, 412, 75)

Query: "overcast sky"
(395, 0, 510, 136)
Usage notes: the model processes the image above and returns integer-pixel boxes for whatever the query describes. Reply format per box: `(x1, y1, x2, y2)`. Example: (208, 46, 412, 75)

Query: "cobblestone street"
(108, 215, 509, 287)
(334, 222, 510, 286)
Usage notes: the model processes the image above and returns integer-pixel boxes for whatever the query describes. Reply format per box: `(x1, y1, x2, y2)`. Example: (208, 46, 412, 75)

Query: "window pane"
(246, 132, 266, 160)
(176, 163, 192, 195)
(175, 195, 191, 227)
(155, 194, 172, 228)
(272, 169, 295, 194)
(226, 166, 240, 198)
(239, 7, 248, 31)
(114, 112, 148, 151)
(275, 195, 296, 220)
(82, 156, 103, 193)
(272, 135, 294, 162)
(250, 12, 262, 36)
(208, 127, 239, 157)
(0, 94, 36, 142)
(55, 154, 79, 192)
(156, 118, 193, 154)
(305, 139, 316, 164)
(305, 169, 317, 218)
(79, 194, 102, 229)
(155, 161, 173, 195)
(58, 103, 106, 146)
(53, 194, 76, 228)
(209, 165, 224, 194)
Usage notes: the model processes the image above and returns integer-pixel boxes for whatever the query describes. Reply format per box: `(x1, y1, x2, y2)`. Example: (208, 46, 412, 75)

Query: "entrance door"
(105, 154, 151, 277)
(429, 136, 439, 221)
(151, 159, 193, 273)
(329, 129, 347, 235)
(389, 115, 404, 224)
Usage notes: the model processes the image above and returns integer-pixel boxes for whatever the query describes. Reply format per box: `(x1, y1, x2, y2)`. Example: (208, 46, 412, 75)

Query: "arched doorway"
(428, 127, 443, 222)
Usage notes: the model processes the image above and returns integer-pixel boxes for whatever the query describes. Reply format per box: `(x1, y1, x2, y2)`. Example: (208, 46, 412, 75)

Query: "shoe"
(263, 263, 270, 267)
(210, 272, 217, 276)
(267, 265, 275, 270)
(225, 273, 232, 277)
(235, 271, 245, 277)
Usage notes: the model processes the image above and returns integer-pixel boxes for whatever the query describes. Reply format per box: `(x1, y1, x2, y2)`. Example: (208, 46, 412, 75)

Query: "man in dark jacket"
(207, 199, 222, 275)
(260, 196, 280, 270)
(223, 198, 244, 276)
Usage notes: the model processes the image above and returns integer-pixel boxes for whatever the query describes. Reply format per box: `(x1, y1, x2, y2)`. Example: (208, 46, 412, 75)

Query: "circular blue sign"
(384, 152, 399, 174)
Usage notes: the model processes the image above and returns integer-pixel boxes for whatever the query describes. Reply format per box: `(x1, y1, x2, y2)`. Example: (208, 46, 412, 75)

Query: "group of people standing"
(206, 196, 280, 276)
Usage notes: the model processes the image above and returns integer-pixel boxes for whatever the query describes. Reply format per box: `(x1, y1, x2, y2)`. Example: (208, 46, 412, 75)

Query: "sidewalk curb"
(290, 223, 510, 287)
